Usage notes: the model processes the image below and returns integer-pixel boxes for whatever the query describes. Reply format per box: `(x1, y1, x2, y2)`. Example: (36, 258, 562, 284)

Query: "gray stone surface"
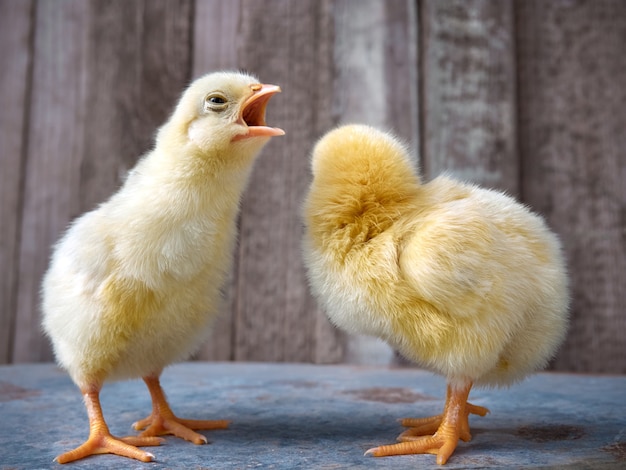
(1, 362, 624, 469)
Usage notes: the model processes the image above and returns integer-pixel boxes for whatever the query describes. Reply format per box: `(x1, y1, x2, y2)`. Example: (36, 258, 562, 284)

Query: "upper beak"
(232, 84, 285, 141)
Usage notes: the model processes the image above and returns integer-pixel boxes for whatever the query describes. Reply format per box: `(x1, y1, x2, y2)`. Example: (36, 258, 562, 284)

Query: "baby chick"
(42, 71, 284, 463)
(302, 124, 568, 465)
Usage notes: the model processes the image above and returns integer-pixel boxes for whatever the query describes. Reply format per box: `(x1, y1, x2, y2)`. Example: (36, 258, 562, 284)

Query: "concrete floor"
(1, 362, 624, 469)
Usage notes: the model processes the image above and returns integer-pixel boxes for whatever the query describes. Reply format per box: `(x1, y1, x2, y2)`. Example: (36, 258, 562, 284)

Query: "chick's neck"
(128, 141, 261, 230)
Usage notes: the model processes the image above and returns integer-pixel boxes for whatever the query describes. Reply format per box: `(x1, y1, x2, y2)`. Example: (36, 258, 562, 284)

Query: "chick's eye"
(204, 94, 228, 112)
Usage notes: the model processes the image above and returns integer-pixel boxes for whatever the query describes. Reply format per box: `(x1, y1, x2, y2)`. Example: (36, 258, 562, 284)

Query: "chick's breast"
(42, 198, 228, 385)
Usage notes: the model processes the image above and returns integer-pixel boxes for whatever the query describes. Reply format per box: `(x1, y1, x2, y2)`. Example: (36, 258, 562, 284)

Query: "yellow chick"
(302, 125, 568, 465)
(41, 71, 284, 463)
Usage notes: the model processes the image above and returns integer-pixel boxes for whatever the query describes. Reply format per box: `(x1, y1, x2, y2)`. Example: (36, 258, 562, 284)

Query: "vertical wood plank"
(516, 0, 626, 373)
(78, 0, 194, 213)
(232, 0, 341, 362)
(0, 0, 34, 364)
(192, 0, 242, 361)
(333, 0, 418, 147)
(13, 0, 90, 362)
(421, 0, 519, 193)
(13, 0, 194, 363)
(192, 0, 240, 75)
(383, 0, 420, 149)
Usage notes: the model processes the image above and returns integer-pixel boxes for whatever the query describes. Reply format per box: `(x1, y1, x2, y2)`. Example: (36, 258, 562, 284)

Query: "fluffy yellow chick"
(302, 124, 568, 465)
(41, 71, 284, 463)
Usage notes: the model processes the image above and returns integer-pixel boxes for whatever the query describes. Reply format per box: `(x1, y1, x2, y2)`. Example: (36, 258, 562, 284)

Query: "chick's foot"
(365, 382, 487, 465)
(134, 375, 229, 445)
(56, 390, 163, 464)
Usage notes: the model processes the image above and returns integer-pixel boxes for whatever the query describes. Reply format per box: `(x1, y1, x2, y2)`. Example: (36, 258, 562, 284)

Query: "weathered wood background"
(1, 0, 624, 373)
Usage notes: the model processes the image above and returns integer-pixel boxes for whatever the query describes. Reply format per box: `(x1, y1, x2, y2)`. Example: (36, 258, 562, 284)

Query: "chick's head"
(310, 125, 417, 183)
(157, 71, 284, 163)
(306, 125, 422, 246)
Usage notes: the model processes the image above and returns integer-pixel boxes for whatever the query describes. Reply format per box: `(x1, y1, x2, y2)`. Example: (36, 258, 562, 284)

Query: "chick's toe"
(400, 400, 489, 442)
(133, 375, 229, 445)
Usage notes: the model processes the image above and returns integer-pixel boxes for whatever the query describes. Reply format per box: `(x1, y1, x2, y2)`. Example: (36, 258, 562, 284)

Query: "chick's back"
(303, 125, 569, 388)
(396, 177, 568, 386)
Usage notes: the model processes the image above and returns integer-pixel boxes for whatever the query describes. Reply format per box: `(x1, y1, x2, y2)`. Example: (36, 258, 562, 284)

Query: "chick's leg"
(133, 374, 229, 444)
(366, 382, 488, 465)
(56, 389, 163, 464)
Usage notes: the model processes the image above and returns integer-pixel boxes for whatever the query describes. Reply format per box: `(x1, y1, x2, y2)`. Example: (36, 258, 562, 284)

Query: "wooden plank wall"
(516, 0, 626, 373)
(0, 0, 624, 373)
(0, 0, 34, 363)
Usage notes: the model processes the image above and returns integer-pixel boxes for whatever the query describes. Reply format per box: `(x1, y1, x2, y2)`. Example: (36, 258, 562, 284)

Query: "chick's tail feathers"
(365, 382, 488, 465)
(133, 375, 229, 444)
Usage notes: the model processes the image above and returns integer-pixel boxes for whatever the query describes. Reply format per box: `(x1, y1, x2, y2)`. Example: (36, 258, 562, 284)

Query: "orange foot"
(57, 390, 163, 464)
(365, 382, 489, 465)
(133, 375, 230, 445)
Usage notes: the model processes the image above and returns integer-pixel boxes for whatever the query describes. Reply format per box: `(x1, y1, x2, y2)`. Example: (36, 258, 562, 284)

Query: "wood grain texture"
(334, 0, 418, 147)
(192, 0, 241, 75)
(516, 0, 626, 373)
(78, 0, 193, 213)
(0, 0, 34, 364)
(12, 0, 90, 362)
(2, 0, 624, 372)
(232, 0, 341, 362)
(420, 0, 519, 193)
(383, 0, 420, 149)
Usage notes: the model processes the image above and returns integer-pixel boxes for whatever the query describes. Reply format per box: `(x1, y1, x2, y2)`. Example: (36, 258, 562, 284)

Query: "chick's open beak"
(233, 84, 285, 141)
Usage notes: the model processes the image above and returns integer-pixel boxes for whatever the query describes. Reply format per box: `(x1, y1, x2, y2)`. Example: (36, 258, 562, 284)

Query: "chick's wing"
(397, 197, 510, 319)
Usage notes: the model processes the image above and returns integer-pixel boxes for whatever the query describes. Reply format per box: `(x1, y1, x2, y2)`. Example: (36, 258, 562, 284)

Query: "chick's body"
(42, 71, 283, 464)
(303, 125, 568, 464)
(44, 147, 244, 385)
